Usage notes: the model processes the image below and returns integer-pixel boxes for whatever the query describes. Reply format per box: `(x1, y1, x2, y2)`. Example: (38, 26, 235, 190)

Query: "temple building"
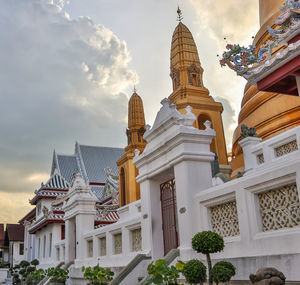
(169, 13, 230, 176)
(16, 3, 300, 284)
(230, 0, 300, 178)
(117, 91, 146, 206)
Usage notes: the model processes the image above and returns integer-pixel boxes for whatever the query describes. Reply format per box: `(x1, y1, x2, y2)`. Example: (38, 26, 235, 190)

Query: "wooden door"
(160, 178, 178, 256)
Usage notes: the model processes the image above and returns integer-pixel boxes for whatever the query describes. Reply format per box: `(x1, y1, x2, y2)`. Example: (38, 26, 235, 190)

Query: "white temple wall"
(10, 242, 24, 266)
(183, 126, 300, 281)
(34, 223, 62, 268)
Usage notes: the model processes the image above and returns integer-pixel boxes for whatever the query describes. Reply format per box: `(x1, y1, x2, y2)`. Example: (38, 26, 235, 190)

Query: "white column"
(75, 214, 95, 261)
(140, 179, 164, 259)
(174, 159, 213, 252)
(239, 137, 262, 173)
(65, 219, 75, 263)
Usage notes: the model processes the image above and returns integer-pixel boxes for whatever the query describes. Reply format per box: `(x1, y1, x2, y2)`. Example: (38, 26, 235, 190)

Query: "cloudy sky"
(0, 0, 259, 223)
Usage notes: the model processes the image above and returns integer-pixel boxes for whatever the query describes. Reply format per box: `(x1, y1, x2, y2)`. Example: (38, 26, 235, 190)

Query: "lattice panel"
(257, 153, 264, 164)
(210, 201, 240, 237)
(114, 234, 122, 254)
(99, 237, 106, 256)
(258, 183, 300, 232)
(275, 140, 298, 157)
(131, 228, 142, 252)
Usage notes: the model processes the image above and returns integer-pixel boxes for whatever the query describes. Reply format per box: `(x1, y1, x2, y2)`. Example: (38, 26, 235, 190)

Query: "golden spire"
(170, 19, 204, 90)
(128, 90, 145, 129)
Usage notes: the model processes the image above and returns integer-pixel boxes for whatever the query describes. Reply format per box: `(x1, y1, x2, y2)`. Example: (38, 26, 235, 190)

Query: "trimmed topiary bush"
(210, 263, 235, 285)
(192, 231, 224, 285)
(213, 261, 235, 277)
(182, 259, 206, 285)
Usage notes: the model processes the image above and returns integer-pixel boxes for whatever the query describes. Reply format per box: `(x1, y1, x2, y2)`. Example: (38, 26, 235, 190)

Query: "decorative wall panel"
(99, 237, 106, 256)
(275, 140, 298, 157)
(210, 201, 240, 237)
(114, 233, 122, 254)
(131, 228, 142, 252)
(258, 183, 300, 231)
(257, 153, 264, 164)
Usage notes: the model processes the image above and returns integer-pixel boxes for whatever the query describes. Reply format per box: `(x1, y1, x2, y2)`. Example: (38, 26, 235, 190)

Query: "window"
(87, 240, 93, 258)
(114, 233, 122, 254)
(56, 247, 60, 261)
(19, 243, 24, 255)
(131, 229, 142, 252)
(37, 203, 41, 216)
(99, 237, 106, 256)
(49, 233, 52, 257)
(38, 238, 41, 258)
(61, 225, 65, 240)
(192, 74, 197, 86)
(43, 235, 46, 258)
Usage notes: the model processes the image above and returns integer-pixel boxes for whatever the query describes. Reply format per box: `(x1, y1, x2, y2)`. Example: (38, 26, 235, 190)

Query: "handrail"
(109, 254, 151, 285)
(138, 248, 180, 285)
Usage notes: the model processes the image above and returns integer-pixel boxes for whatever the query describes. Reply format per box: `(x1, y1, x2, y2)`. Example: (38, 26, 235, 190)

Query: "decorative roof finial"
(133, 85, 137, 93)
(177, 6, 183, 22)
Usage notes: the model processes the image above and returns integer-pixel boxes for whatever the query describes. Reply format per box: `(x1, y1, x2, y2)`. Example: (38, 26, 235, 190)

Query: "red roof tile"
(6, 224, 24, 242)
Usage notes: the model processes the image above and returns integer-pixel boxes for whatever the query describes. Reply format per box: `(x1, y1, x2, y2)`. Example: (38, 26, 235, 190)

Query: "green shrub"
(192, 231, 224, 255)
(29, 269, 46, 281)
(30, 259, 39, 267)
(82, 265, 114, 285)
(0, 261, 9, 268)
(191, 231, 224, 285)
(210, 264, 235, 284)
(213, 261, 235, 277)
(181, 259, 206, 284)
(146, 259, 180, 285)
(47, 267, 69, 283)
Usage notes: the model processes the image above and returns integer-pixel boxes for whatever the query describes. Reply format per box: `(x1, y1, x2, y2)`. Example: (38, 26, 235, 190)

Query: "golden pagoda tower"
(117, 90, 146, 206)
(169, 8, 229, 174)
(230, 0, 300, 178)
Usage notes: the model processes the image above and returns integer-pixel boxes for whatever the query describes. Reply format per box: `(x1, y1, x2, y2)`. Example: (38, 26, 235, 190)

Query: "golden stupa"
(117, 91, 146, 206)
(169, 14, 229, 175)
(230, 0, 300, 177)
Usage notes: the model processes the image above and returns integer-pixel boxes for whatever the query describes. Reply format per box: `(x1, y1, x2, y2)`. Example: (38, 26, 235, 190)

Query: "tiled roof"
(57, 155, 80, 183)
(91, 186, 105, 201)
(76, 144, 123, 183)
(0, 224, 4, 247)
(51, 153, 80, 183)
(44, 173, 69, 189)
(6, 224, 24, 242)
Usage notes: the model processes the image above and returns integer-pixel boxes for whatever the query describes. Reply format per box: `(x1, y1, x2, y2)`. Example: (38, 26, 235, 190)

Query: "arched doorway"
(198, 114, 216, 153)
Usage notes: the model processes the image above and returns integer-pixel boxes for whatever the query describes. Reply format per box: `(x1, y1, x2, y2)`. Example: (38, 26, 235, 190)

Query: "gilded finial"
(177, 6, 183, 22)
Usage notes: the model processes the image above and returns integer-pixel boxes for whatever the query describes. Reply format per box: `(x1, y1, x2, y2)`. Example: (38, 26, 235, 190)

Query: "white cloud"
(0, 0, 138, 198)
(188, 0, 260, 148)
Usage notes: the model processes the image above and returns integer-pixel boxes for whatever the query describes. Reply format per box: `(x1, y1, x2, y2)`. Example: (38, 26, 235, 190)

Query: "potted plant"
(47, 267, 69, 285)
(82, 265, 114, 285)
